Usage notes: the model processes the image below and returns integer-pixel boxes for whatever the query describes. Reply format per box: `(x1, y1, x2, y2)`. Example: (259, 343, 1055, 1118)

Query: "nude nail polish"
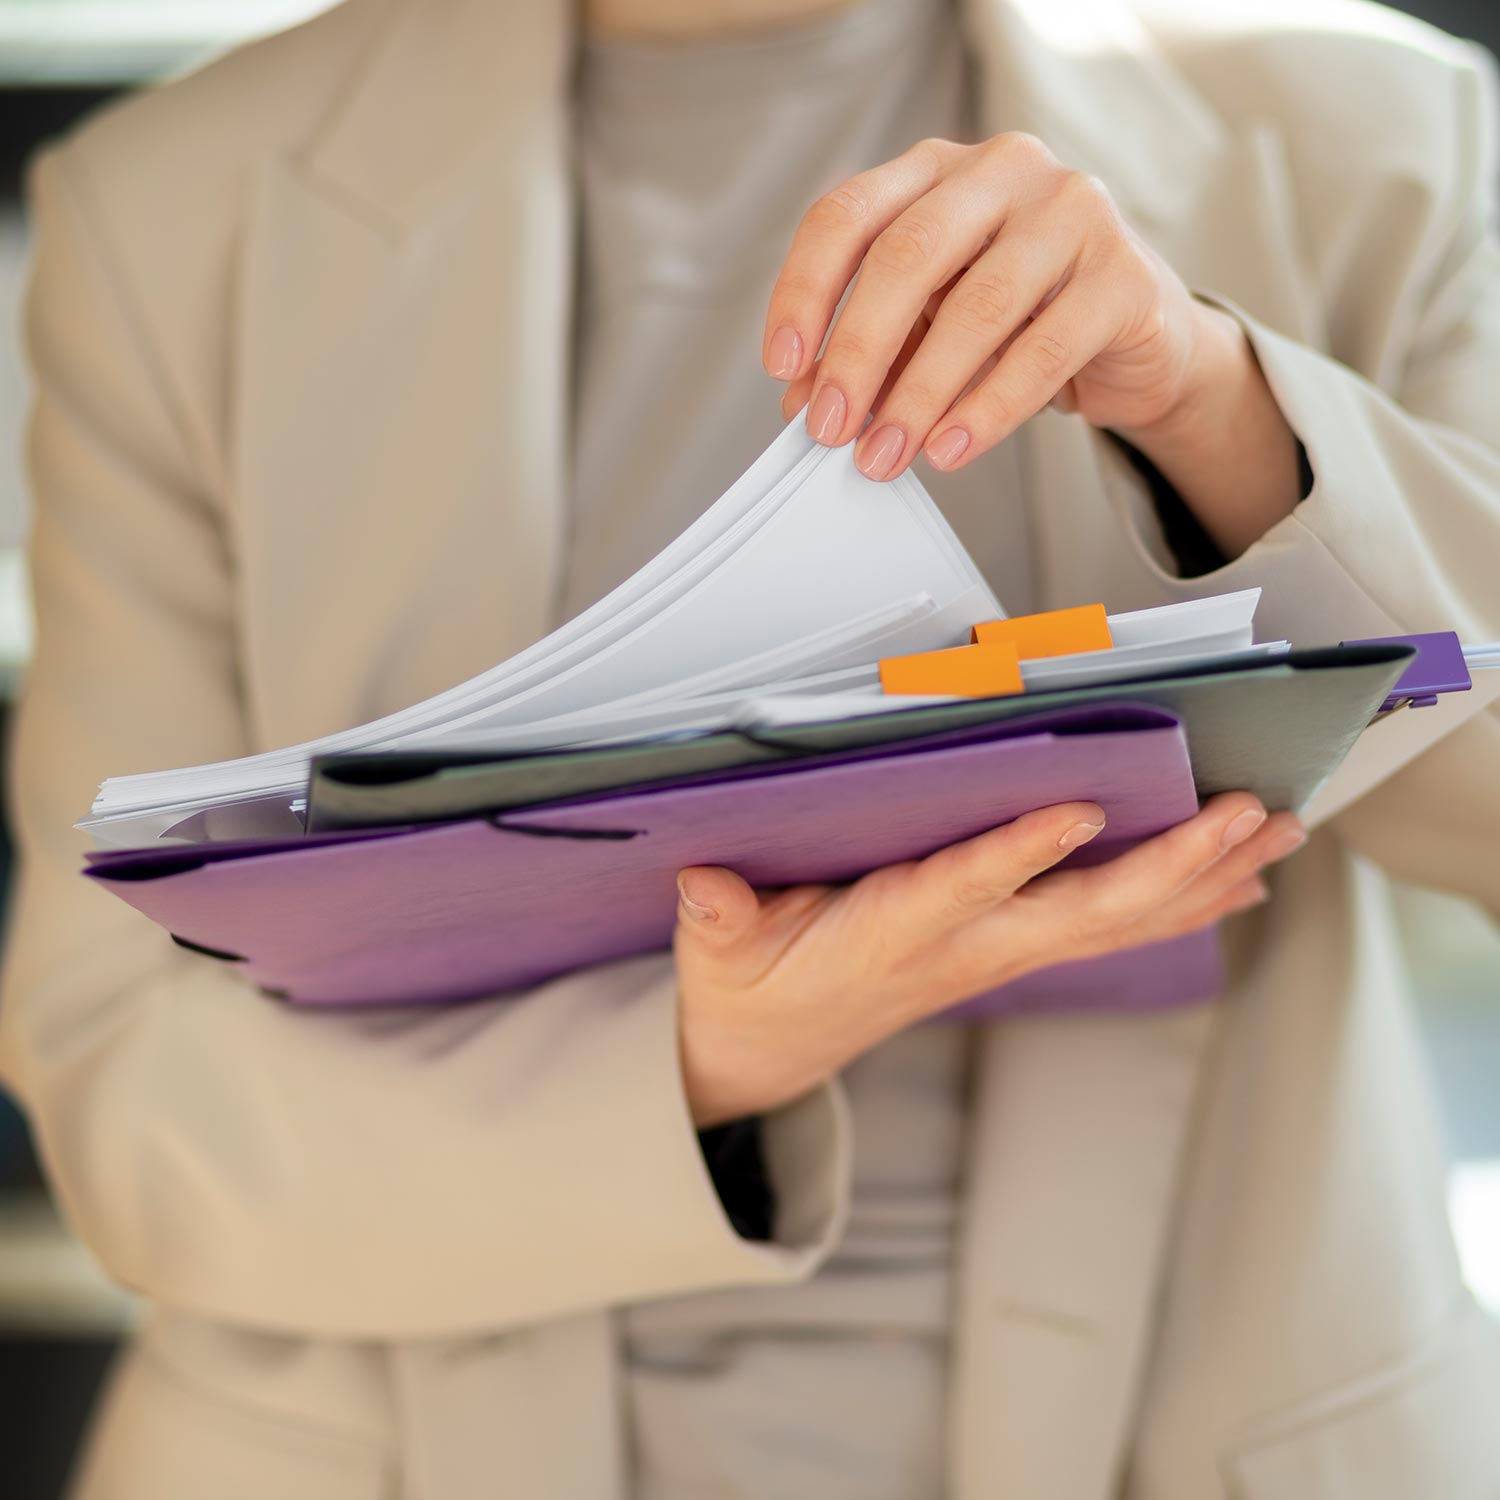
(677, 875, 718, 922)
(1261, 826, 1308, 862)
(1220, 807, 1267, 851)
(1229, 879, 1270, 911)
(926, 427, 970, 469)
(1058, 818, 1106, 852)
(766, 325, 802, 380)
(858, 425, 905, 480)
(807, 385, 847, 444)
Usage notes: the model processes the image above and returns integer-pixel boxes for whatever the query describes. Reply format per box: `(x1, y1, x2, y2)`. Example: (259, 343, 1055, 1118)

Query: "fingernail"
(676, 875, 718, 923)
(807, 385, 848, 444)
(1058, 818, 1106, 852)
(1261, 826, 1308, 863)
(766, 325, 802, 380)
(1229, 878, 1270, 911)
(857, 424, 906, 480)
(926, 427, 970, 469)
(1220, 807, 1267, 852)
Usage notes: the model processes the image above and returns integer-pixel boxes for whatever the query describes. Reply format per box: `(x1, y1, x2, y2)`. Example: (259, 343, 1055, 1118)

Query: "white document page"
(83, 423, 1000, 840)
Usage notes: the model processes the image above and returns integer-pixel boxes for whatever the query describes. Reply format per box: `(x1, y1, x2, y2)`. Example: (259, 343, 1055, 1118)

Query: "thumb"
(676, 866, 761, 949)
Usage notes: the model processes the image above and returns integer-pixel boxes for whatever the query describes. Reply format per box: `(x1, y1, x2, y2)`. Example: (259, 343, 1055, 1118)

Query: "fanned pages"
(83, 422, 1303, 847)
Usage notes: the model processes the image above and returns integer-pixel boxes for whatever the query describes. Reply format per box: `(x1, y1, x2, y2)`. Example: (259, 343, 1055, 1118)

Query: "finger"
(781, 364, 817, 423)
(855, 208, 1081, 479)
(1037, 792, 1269, 928)
(1144, 808, 1305, 903)
(923, 277, 1120, 472)
(1212, 808, 1307, 880)
(782, 269, 962, 425)
(865, 307, 939, 417)
(943, 804, 1297, 996)
(809, 165, 1055, 453)
(762, 138, 965, 385)
(675, 866, 761, 949)
(895, 801, 1106, 938)
(782, 303, 937, 426)
(1102, 871, 1271, 955)
(1160, 874, 1270, 934)
(1113, 808, 1305, 944)
(1050, 379, 1080, 414)
(863, 282, 961, 412)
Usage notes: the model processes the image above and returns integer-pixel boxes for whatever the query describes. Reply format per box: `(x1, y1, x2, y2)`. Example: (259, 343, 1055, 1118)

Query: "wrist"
(1117, 301, 1255, 460)
(677, 995, 827, 1130)
(1113, 300, 1303, 559)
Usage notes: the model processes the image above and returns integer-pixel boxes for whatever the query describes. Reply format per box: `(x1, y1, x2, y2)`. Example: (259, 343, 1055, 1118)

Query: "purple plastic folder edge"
(86, 704, 1224, 1017)
(1341, 631, 1472, 713)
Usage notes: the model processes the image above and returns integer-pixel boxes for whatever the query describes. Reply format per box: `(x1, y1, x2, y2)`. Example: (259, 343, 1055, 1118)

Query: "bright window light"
(1450, 1160, 1500, 1318)
(0, 1, 341, 85)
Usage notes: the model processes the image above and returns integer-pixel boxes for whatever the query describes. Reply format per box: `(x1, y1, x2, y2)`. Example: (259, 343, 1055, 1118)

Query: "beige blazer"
(5, 0, 1500, 1495)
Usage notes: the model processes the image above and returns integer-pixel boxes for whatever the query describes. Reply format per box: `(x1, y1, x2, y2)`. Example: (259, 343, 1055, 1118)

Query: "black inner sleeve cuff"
(1106, 431, 1314, 580)
(697, 1117, 774, 1243)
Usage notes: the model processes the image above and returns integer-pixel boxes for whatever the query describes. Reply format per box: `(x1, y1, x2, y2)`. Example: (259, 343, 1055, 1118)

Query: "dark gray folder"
(306, 643, 1413, 832)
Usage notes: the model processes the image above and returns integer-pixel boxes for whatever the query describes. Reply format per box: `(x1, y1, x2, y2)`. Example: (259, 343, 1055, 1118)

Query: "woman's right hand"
(675, 792, 1306, 1127)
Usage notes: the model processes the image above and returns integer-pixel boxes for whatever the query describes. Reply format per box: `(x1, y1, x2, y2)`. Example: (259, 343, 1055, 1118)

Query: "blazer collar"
(960, 0, 1230, 233)
(298, 0, 572, 238)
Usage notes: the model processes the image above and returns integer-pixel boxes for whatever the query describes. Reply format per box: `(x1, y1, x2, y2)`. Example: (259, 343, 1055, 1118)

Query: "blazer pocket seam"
(1219, 1293, 1488, 1468)
(137, 1342, 389, 1464)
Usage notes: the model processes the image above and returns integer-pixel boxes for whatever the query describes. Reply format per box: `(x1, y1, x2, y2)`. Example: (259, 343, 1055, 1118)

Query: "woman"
(4, 0, 1499, 1495)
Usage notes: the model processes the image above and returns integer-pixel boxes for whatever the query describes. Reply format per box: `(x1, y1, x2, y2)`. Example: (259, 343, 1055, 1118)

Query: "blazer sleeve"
(0, 142, 849, 1340)
(1100, 46, 1500, 905)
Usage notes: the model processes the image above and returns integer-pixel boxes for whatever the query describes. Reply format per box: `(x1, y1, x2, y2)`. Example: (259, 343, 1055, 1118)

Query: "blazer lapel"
(962, 0, 1323, 343)
(953, 5, 1324, 1496)
(231, 0, 574, 750)
(949, 1006, 1220, 1500)
(962, 0, 1227, 235)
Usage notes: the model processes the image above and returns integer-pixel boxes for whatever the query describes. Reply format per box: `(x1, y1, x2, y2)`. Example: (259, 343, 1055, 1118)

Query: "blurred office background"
(0, 2, 1498, 1495)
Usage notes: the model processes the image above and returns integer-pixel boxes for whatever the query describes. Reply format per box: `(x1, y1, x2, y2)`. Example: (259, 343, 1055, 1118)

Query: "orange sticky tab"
(970, 603, 1112, 659)
(878, 641, 1023, 698)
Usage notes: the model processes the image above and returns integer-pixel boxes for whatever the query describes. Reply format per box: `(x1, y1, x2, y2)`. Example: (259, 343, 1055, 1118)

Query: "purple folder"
(86, 703, 1222, 1017)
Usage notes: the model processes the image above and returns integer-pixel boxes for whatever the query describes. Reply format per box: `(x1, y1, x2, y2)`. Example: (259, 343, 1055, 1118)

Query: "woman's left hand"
(762, 133, 1302, 553)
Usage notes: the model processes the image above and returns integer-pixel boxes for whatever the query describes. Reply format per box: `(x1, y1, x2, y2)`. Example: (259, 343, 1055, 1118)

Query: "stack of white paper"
(82, 423, 1284, 847)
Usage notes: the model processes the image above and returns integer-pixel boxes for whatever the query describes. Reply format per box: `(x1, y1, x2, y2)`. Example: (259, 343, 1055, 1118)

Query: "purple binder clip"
(1342, 631, 1471, 713)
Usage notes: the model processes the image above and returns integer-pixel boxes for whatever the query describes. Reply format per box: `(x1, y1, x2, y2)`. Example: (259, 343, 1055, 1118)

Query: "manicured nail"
(1058, 818, 1106, 852)
(807, 385, 848, 444)
(1261, 826, 1308, 863)
(677, 875, 718, 922)
(1220, 807, 1267, 852)
(926, 427, 970, 469)
(766, 325, 803, 380)
(1229, 878, 1270, 911)
(857, 424, 906, 481)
